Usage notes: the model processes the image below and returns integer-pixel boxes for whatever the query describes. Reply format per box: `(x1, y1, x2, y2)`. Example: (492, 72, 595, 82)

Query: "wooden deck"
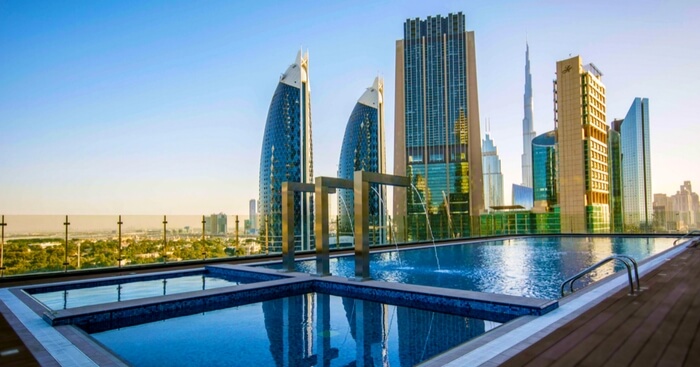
(0, 311, 39, 367)
(503, 245, 700, 367)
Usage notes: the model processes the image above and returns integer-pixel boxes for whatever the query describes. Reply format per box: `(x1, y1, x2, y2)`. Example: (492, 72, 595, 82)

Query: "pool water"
(267, 236, 675, 299)
(32, 274, 244, 310)
(92, 292, 500, 367)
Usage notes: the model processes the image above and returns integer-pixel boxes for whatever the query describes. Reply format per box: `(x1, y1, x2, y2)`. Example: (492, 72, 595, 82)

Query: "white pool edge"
(0, 288, 98, 366)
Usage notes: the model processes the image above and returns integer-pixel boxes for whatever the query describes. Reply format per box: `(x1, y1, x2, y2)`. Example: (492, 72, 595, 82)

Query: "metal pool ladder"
(560, 255, 640, 297)
(673, 230, 700, 246)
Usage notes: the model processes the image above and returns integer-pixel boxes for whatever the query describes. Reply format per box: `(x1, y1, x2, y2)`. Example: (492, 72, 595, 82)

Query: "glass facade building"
(532, 130, 557, 212)
(512, 184, 533, 210)
(608, 121, 624, 232)
(258, 51, 314, 251)
(393, 12, 484, 240)
(620, 98, 652, 231)
(482, 134, 504, 211)
(337, 77, 386, 240)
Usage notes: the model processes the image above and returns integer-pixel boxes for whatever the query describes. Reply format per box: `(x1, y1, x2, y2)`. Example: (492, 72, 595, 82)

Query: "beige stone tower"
(554, 56, 610, 233)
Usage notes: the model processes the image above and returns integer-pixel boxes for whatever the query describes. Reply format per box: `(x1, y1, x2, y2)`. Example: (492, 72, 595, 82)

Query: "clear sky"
(1, 0, 699, 216)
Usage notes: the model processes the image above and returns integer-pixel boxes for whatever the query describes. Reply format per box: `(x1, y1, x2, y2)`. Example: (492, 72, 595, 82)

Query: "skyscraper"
(258, 51, 314, 251)
(482, 133, 504, 211)
(619, 98, 652, 231)
(608, 120, 624, 232)
(394, 12, 484, 239)
(207, 213, 227, 236)
(521, 43, 536, 188)
(249, 199, 257, 235)
(338, 77, 386, 239)
(532, 130, 557, 212)
(554, 56, 609, 233)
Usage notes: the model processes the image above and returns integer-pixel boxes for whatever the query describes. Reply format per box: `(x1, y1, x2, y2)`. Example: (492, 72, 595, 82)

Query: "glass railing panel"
(120, 215, 168, 266)
(2, 215, 67, 275)
(70, 215, 120, 270)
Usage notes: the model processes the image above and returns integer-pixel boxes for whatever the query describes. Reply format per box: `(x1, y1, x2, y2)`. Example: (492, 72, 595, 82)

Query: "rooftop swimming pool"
(91, 292, 501, 367)
(263, 236, 676, 299)
(8, 235, 682, 367)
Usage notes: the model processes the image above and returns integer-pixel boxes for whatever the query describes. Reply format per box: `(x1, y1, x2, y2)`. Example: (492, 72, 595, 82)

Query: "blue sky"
(1, 0, 699, 215)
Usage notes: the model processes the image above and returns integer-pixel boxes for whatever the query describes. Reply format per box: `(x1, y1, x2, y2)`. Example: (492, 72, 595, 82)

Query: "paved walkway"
(502, 244, 700, 366)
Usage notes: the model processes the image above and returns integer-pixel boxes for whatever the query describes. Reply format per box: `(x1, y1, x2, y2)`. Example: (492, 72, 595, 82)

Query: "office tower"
(482, 134, 504, 211)
(249, 199, 257, 235)
(258, 51, 314, 251)
(522, 43, 536, 188)
(554, 56, 609, 233)
(672, 181, 699, 231)
(619, 98, 652, 231)
(532, 130, 557, 212)
(208, 213, 227, 236)
(652, 193, 671, 231)
(394, 12, 484, 239)
(609, 120, 624, 232)
(337, 77, 386, 240)
(512, 184, 533, 209)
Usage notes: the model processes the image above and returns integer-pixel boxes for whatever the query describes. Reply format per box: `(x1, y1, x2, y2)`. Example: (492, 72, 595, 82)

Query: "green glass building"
(393, 12, 484, 241)
(609, 120, 624, 232)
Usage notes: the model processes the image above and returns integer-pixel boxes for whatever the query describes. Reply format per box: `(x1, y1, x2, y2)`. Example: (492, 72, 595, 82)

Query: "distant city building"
(394, 12, 484, 239)
(608, 120, 624, 232)
(337, 77, 386, 239)
(207, 213, 227, 236)
(555, 56, 609, 233)
(532, 130, 557, 213)
(249, 199, 257, 235)
(672, 181, 700, 231)
(653, 193, 673, 231)
(258, 51, 314, 251)
(512, 184, 533, 210)
(619, 98, 652, 231)
(521, 43, 536, 188)
(482, 134, 504, 211)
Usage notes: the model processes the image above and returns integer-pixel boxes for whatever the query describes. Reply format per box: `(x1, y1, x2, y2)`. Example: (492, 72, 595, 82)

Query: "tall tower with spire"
(522, 43, 536, 188)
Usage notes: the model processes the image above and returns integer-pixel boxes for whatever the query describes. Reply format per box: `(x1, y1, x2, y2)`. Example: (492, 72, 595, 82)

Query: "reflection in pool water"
(93, 292, 500, 367)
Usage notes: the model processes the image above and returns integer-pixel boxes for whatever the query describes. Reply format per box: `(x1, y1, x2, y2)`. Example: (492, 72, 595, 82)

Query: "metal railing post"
(63, 215, 70, 272)
(235, 215, 239, 246)
(201, 215, 207, 259)
(162, 215, 168, 264)
(117, 215, 123, 268)
(1, 215, 6, 277)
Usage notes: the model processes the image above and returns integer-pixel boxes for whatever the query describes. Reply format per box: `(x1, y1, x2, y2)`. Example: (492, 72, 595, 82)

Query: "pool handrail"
(560, 255, 640, 297)
(673, 230, 700, 246)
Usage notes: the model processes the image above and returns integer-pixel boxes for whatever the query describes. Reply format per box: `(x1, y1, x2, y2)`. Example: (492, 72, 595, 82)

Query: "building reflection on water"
(262, 293, 488, 366)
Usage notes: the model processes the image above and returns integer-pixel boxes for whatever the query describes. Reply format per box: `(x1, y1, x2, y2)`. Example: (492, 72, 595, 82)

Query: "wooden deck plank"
(503, 247, 700, 367)
(551, 262, 685, 366)
(503, 258, 675, 367)
(630, 258, 700, 366)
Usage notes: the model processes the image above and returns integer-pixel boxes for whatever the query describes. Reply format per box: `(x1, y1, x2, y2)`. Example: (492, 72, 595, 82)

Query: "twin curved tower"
(259, 52, 385, 250)
(337, 77, 386, 235)
(258, 51, 314, 251)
